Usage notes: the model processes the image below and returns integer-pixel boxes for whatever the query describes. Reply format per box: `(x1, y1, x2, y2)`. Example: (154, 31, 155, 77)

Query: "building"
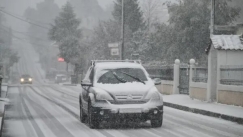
(206, 35, 243, 106)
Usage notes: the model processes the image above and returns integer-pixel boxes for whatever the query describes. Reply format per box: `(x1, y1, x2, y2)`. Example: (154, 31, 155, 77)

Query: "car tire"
(79, 100, 86, 123)
(151, 114, 163, 128)
(88, 101, 99, 129)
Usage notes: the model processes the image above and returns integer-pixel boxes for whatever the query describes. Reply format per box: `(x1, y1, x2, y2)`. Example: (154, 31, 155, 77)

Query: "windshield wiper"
(120, 71, 145, 84)
(111, 71, 127, 83)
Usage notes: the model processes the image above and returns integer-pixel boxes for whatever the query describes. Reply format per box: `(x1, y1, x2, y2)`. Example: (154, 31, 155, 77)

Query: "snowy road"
(3, 85, 243, 137)
(2, 44, 243, 137)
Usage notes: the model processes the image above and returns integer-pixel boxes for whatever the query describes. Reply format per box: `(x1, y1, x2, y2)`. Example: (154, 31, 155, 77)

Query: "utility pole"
(210, 0, 215, 35)
(120, 0, 125, 60)
(207, 0, 217, 102)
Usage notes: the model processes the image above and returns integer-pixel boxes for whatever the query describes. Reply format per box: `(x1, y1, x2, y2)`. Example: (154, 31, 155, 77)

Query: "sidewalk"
(58, 81, 78, 86)
(0, 83, 9, 136)
(163, 94, 243, 124)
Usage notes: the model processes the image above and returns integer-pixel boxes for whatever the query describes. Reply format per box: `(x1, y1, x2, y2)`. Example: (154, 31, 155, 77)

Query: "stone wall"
(217, 84, 243, 106)
(189, 82, 207, 101)
(156, 80, 173, 95)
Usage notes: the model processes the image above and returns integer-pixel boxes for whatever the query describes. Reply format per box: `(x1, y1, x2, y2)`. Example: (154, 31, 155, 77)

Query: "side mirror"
(153, 78, 161, 85)
(81, 81, 92, 87)
(0, 75, 3, 84)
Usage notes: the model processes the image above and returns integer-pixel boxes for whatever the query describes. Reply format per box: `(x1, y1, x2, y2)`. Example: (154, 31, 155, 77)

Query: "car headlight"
(29, 78, 32, 81)
(20, 78, 24, 82)
(96, 92, 113, 101)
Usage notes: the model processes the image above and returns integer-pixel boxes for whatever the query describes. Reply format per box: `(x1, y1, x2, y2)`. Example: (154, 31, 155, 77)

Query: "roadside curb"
(164, 102, 243, 125)
(0, 83, 9, 137)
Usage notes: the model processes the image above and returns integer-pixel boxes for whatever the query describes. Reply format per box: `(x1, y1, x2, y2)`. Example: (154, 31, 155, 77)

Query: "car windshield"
(21, 74, 31, 78)
(97, 68, 147, 84)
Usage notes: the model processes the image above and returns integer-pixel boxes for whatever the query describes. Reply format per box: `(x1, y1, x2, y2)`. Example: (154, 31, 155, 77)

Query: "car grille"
(109, 100, 147, 104)
(115, 94, 143, 100)
(111, 94, 146, 104)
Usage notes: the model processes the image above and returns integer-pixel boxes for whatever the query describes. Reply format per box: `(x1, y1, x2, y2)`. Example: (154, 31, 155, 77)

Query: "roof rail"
(91, 60, 141, 66)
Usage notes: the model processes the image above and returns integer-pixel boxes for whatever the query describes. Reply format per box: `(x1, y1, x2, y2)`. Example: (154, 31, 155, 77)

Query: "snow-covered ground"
(163, 94, 243, 119)
(3, 85, 243, 137)
(2, 40, 243, 137)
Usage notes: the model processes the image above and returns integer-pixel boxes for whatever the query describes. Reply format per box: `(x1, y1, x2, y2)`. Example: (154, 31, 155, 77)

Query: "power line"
(0, 25, 49, 46)
(0, 25, 48, 42)
(0, 9, 49, 30)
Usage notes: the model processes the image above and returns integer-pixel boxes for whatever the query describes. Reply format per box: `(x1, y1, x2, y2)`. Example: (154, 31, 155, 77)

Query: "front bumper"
(91, 99, 163, 121)
(20, 81, 32, 84)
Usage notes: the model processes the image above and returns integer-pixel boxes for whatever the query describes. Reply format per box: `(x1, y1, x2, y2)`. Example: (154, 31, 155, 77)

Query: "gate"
(179, 66, 190, 94)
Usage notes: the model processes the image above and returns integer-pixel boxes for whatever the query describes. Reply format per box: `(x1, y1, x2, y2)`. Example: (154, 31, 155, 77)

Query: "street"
(1, 44, 243, 137)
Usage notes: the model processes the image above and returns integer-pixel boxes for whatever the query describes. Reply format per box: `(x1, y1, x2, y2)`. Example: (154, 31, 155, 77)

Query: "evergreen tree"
(24, 0, 60, 71)
(166, 0, 240, 62)
(49, 2, 81, 65)
(146, 0, 241, 64)
(112, 0, 144, 33)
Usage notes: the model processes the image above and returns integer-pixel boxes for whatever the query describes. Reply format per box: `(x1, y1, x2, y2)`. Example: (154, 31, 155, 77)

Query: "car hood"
(94, 81, 154, 96)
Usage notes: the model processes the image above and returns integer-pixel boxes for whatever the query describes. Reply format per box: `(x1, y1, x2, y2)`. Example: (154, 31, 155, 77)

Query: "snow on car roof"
(95, 62, 143, 69)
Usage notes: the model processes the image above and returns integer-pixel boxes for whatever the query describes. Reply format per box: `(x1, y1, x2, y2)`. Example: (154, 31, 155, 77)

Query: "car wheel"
(88, 101, 99, 129)
(79, 100, 86, 123)
(151, 114, 163, 128)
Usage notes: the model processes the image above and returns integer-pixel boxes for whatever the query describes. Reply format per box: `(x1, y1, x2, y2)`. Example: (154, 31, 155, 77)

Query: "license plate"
(119, 108, 141, 113)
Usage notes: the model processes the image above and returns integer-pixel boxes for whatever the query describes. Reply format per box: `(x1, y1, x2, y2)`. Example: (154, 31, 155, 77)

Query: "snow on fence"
(220, 65, 243, 86)
(143, 65, 174, 81)
(192, 67, 208, 83)
(143, 65, 174, 95)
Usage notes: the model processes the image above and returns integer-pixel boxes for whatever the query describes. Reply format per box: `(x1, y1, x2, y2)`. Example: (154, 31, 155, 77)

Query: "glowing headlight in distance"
(20, 78, 24, 82)
(29, 78, 32, 81)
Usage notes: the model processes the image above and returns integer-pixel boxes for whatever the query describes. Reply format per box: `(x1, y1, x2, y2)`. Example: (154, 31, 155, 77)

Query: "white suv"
(79, 60, 163, 128)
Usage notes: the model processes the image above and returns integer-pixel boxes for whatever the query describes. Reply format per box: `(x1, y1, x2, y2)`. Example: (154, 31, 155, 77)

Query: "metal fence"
(220, 65, 243, 86)
(143, 65, 174, 81)
(179, 66, 190, 94)
(192, 67, 208, 83)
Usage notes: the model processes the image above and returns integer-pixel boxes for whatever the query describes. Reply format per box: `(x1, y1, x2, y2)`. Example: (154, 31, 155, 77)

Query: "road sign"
(111, 48, 119, 56)
(58, 58, 65, 62)
(108, 43, 119, 48)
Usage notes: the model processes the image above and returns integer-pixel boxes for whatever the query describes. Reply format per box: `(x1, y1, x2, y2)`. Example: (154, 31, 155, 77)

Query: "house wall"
(217, 50, 243, 106)
(217, 50, 243, 66)
(156, 80, 173, 95)
(190, 82, 207, 101)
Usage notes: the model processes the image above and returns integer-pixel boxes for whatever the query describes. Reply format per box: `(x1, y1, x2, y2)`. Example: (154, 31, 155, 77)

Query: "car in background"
(55, 74, 68, 84)
(20, 74, 33, 84)
(79, 60, 163, 128)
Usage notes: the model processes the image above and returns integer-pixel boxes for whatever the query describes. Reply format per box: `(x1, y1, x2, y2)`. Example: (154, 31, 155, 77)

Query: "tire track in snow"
(29, 86, 115, 137)
(48, 86, 186, 137)
(164, 113, 238, 137)
(3, 87, 35, 137)
(22, 89, 75, 137)
(18, 87, 45, 137)
(165, 107, 243, 136)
